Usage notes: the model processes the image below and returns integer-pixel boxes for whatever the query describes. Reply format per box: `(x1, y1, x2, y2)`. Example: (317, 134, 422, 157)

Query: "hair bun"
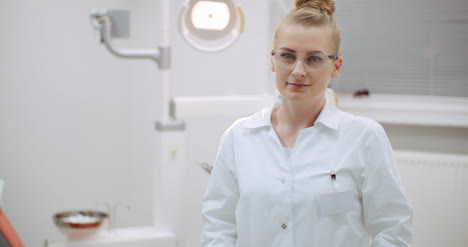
(295, 0, 336, 16)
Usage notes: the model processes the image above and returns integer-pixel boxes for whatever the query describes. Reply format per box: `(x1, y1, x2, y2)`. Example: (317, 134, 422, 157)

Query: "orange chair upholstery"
(0, 208, 24, 247)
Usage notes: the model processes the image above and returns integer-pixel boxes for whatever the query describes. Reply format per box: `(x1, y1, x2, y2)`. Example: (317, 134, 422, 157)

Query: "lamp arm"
(90, 10, 166, 67)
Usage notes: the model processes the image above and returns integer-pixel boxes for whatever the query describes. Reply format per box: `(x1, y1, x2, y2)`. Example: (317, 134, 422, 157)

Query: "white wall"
(383, 124, 468, 154)
(0, 0, 162, 245)
(0, 0, 271, 246)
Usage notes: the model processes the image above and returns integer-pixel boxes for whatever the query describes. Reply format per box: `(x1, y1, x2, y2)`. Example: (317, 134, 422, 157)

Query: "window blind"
(331, 0, 468, 97)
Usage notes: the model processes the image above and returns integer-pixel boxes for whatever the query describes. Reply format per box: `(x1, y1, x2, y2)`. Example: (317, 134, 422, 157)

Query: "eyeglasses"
(271, 50, 339, 71)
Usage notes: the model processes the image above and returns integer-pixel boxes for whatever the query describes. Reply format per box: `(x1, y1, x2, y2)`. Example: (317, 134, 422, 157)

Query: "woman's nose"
(292, 60, 306, 77)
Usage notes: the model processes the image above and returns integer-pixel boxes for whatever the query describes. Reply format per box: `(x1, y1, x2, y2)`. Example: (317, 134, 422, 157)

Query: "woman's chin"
(281, 91, 325, 104)
(282, 92, 310, 102)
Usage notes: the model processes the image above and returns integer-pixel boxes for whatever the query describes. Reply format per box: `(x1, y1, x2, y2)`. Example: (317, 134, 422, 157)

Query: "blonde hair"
(273, 0, 341, 54)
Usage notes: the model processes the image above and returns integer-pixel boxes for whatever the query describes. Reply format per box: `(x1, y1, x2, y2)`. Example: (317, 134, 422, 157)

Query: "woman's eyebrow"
(305, 50, 323, 54)
(278, 47, 296, 52)
(278, 47, 323, 54)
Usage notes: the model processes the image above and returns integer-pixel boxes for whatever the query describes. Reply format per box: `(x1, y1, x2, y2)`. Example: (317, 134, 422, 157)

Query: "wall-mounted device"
(180, 0, 244, 52)
(89, 9, 169, 69)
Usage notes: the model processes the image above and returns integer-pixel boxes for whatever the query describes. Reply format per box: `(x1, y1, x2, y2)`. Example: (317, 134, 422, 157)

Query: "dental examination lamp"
(180, 0, 244, 52)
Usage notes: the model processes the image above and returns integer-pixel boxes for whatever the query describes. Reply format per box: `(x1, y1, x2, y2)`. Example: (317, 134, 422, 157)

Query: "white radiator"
(394, 150, 468, 247)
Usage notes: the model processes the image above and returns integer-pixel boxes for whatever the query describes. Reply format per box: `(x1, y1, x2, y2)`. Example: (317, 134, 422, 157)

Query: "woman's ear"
(331, 56, 343, 78)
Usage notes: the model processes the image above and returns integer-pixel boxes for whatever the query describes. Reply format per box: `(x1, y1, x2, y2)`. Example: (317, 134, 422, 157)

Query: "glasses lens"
(273, 50, 331, 71)
(274, 50, 297, 67)
(304, 53, 328, 68)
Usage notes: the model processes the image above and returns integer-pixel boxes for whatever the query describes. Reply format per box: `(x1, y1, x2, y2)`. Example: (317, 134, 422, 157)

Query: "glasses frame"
(271, 50, 339, 71)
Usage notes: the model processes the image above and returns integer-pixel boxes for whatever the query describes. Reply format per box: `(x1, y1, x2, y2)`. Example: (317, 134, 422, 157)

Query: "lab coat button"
(281, 224, 287, 229)
(281, 178, 286, 183)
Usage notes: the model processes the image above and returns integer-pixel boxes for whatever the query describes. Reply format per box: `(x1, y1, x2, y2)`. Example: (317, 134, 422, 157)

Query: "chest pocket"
(317, 167, 362, 217)
(329, 167, 362, 195)
(317, 190, 355, 217)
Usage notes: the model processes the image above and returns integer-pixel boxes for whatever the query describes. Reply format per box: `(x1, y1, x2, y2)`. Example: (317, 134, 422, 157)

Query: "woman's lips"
(287, 82, 310, 89)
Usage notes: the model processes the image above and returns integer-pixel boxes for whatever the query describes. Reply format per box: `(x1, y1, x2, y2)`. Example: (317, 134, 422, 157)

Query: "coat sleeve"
(361, 122, 413, 247)
(200, 130, 239, 247)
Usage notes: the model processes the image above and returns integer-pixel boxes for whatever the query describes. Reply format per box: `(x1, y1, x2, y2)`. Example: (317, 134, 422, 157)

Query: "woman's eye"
(308, 56, 323, 62)
(280, 53, 296, 60)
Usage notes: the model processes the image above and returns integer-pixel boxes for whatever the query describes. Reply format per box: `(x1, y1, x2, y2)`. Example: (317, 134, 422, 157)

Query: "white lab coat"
(201, 100, 413, 247)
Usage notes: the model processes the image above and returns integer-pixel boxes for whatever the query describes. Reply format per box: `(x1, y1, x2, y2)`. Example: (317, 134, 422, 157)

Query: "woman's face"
(272, 23, 342, 103)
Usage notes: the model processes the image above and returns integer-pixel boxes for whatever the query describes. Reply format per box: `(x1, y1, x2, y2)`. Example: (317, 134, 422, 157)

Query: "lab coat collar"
(242, 98, 341, 130)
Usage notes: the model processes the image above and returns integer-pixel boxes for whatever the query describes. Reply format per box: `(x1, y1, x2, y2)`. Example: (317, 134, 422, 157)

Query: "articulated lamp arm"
(89, 9, 170, 70)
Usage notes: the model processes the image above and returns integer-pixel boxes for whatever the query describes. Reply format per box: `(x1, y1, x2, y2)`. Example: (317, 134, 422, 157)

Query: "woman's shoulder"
(224, 104, 274, 134)
(333, 109, 391, 152)
(217, 111, 266, 150)
(224, 116, 251, 135)
(335, 107, 384, 135)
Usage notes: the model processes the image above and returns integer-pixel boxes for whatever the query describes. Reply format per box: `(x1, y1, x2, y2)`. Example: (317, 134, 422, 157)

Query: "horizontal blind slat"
(334, 0, 468, 97)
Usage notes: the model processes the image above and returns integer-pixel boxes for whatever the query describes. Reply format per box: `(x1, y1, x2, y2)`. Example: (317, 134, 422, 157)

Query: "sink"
(49, 227, 176, 247)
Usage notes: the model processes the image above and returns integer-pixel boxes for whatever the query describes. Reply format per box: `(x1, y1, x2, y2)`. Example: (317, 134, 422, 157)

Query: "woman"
(201, 0, 413, 246)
